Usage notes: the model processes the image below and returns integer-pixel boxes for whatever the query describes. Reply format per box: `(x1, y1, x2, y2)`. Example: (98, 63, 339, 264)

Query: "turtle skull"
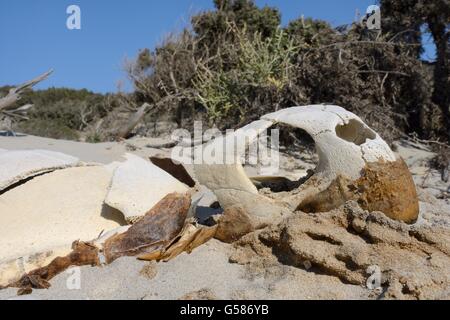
(194, 105, 419, 224)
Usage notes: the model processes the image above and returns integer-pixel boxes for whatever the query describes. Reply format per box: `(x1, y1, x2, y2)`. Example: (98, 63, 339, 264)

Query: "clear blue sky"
(0, 0, 436, 93)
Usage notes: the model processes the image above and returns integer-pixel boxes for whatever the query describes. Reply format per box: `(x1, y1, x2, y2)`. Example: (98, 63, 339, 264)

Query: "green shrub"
(127, 0, 444, 142)
(15, 118, 79, 140)
(0, 87, 113, 141)
(193, 26, 298, 124)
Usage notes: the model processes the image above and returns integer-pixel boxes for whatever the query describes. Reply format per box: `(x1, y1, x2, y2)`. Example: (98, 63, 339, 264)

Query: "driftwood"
(116, 103, 151, 140)
(0, 70, 53, 112)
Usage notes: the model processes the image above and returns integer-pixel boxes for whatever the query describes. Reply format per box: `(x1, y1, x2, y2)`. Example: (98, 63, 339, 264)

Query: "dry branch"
(0, 70, 53, 112)
(116, 103, 151, 140)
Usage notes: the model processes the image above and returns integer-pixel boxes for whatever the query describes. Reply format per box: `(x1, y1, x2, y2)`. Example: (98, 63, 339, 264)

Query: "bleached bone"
(194, 105, 418, 224)
(0, 149, 81, 191)
(0, 152, 192, 287)
(8, 193, 216, 292)
(0, 165, 123, 287)
(105, 153, 189, 223)
(262, 105, 396, 179)
(193, 119, 289, 225)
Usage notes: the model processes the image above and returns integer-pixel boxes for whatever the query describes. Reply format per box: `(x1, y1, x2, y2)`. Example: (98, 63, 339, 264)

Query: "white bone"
(104, 153, 189, 223)
(262, 105, 396, 179)
(0, 149, 80, 191)
(194, 105, 398, 219)
(0, 151, 192, 287)
(0, 165, 122, 286)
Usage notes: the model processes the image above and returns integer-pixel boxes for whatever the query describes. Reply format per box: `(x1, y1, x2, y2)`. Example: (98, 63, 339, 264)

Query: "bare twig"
(388, 29, 420, 43)
(2, 110, 29, 120)
(310, 41, 422, 52)
(12, 104, 34, 113)
(357, 70, 410, 77)
(406, 134, 450, 149)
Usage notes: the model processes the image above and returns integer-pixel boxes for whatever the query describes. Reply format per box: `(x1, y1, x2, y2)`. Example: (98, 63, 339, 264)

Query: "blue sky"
(0, 0, 436, 93)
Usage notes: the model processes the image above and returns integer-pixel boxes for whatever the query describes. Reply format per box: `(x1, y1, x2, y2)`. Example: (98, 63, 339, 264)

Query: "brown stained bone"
(6, 192, 216, 295)
(297, 159, 419, 224)
(185, 225, 217, 252)
(11, 241, 100, 293)
(150, 157, 196, 187)
(353, 158, 419, 224)
(138, 222, 217, 262)
(296, 175, 354, 214)
(103, 192, 191, 263)
(214, 206, 255, 243)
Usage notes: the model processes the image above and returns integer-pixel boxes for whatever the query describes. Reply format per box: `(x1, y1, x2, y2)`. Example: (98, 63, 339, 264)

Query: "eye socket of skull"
(335, 119, 376, 146)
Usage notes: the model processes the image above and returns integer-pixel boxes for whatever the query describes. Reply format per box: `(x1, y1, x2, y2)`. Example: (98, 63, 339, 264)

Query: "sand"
(0, 135, 170, 164)
(0, 240, 370, 300)
(0, 134, 448, 300)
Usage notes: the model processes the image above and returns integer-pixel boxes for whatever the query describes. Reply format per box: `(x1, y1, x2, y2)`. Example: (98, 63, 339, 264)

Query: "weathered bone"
(193, 119, 289, 226)
(194, 105, 419, 224)
(105, 153, 189, 223)
(0, 149, 80, 192)
(150, 156, 196, 187)
(0, 152, 194, 288)
(102, 193, 191, 263)
(6, 193, 216, 293)
(0, 165, 123, 287)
